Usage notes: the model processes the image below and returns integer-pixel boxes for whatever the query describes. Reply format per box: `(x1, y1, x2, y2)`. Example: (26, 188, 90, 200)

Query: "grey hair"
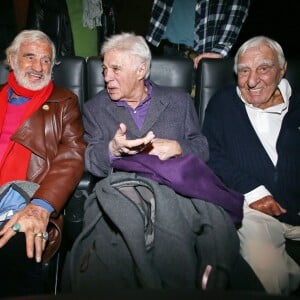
(234, 36, 286, 73)
(5, 29, 56, 68)
(101, 32, 152, 78)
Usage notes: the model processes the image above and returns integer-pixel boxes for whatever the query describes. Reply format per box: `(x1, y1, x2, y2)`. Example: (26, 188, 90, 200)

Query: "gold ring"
(35, 232, 48, 241)
(35, 232, 43, 238)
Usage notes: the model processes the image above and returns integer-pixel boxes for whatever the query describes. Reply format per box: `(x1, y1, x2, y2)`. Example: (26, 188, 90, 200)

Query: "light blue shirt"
(163, 0, 196, 47)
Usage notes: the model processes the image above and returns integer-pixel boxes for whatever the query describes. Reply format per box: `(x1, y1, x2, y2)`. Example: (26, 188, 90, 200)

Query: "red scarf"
(0, 72, 53, 184)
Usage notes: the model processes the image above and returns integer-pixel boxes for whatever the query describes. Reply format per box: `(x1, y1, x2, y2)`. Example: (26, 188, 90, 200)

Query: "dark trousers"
(0, 233, 44, 298)
(229, 254, 265, 292)
(148, 39, 198, 60)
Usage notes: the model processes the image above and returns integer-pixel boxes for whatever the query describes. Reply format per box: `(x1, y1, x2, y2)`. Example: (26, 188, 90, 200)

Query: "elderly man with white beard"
(0, 30, 86, 297)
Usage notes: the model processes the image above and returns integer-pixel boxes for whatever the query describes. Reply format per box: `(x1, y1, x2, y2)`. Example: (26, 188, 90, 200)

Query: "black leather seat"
(0, 62, 9, 84)
(284, 58, 300, 94)
(51, 58, 97, 281)
(43, 56, 89, 294)
(194, 58, 235, 127)
(53, 56, 87, 111)
(150, 56, 194, 94)
(86, 55, 194, 99)
(86, 56, 105, 98)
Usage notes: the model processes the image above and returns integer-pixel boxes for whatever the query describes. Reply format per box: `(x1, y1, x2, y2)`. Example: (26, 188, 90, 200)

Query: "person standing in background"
(146, 0, 250, 69)
(66, 0, 116, 59)
(26, 0, 75, 57)
(0, 0, 17, 60)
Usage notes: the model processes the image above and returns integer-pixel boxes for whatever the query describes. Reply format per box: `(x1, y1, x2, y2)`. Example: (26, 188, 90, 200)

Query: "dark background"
(112, 0, 300, 59)
(2, 0, 300, 59)
(232, 0, 300, 59)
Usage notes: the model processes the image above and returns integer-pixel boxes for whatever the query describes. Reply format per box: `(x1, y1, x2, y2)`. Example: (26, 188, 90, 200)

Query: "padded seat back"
(0, 62, 9, 84)
(53, 56, 87, 110)
(150, 56, 194, 93)
(195, 57, 300, 127)
(86, 56, 194, 99)
(86, 56, 105, 99)
(284, 58, 300, 94)
(195, 58, 235, 127)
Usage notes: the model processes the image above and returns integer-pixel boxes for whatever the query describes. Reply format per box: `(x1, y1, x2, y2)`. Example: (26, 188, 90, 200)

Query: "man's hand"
(193, 52, 223, 69)
(148, 138, 182, 160)
(249, 195, 287, 216)
(109, 123, 155, 157)
(0, 203, 50, 262)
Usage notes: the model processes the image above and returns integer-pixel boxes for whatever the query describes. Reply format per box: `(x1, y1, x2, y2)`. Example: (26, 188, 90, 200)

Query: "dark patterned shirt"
(146, 0, 250, 55)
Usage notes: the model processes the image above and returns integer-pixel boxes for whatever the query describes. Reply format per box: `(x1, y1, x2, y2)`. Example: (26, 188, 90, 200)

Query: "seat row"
(2, 54, 300, 245)
(1, 55, 300, 126)
(1, 55, 300, 294)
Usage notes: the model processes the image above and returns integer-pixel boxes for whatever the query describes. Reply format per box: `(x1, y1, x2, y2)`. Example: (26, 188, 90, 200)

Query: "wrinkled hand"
(148, 138, 182, 160)
(193, 52, 223, 69)
(0, 203, 50, 262)
(249, 195, 287, 216)
(109, 123, 155, 157)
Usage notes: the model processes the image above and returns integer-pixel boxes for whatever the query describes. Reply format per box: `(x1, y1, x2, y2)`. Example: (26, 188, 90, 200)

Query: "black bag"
(64, 172, 240, 292)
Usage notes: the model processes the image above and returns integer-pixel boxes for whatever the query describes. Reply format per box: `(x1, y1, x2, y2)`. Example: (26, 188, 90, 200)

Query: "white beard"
(13, 63, 52, 91)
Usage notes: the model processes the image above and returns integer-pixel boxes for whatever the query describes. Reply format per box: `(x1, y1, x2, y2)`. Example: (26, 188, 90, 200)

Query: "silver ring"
(35, 231, 48, 241)
(12, 223, 21, 232)
(42, 232, 49, 241)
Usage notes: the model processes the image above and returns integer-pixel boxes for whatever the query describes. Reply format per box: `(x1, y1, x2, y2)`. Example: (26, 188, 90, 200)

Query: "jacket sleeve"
(179, 94, 209, 162)
(208, 0, 250, 56)
(83, 101, 113, 178)
(33, 93, 86, 216)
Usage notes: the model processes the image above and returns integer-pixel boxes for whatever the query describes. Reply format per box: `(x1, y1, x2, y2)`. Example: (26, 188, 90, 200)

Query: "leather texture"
(9, 86, 86, 216)
(53, 56, 87, 111)
(0, 63, 9, 85)
(195, 57, 235, 127)
(43, 215, 63, 263)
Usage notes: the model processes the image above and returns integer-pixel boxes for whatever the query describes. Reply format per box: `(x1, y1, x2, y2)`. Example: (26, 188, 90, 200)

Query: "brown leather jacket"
(10, 86, 86, 216)
(0, 84, 86, 261)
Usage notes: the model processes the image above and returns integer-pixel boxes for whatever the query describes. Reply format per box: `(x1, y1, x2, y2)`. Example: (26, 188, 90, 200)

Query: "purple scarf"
(112, 154, 244, 224)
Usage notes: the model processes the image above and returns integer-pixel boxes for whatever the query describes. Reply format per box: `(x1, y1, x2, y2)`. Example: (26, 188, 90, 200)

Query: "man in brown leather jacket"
(0, 29, 86, 297)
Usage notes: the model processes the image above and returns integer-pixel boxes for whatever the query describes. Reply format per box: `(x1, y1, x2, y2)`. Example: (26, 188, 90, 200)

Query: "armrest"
(63, 171, 97, 246)
(76, 170, 95, 193)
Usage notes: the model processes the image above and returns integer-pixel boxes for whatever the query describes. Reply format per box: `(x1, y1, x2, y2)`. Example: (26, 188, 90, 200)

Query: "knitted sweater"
(202, 85, 300, 225)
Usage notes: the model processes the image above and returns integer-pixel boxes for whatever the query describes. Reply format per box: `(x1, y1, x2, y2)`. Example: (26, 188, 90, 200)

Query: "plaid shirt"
(146, 0, 250, 56)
